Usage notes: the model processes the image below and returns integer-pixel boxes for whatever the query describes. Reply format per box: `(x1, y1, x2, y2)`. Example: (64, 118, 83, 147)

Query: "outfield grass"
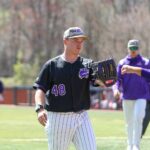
(0, 105, 150, 150)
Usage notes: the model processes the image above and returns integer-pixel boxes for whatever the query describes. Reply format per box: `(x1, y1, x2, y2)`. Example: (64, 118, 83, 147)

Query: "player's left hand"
(90, 58, 117, 87)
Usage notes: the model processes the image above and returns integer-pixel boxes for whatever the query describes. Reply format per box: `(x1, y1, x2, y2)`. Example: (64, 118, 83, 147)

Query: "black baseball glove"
(89, 58, 117, 87)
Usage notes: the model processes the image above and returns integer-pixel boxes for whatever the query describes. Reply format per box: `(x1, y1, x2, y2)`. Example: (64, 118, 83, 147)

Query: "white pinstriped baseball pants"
(45, 111, 96, 150)
(122, 99, 146, 147)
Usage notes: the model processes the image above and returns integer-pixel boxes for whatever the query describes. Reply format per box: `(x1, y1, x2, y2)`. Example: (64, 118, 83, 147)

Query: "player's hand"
(95, 79, 106, 87)
(121, 65, 132, 74)
(121, 65, 142, 76)
(37, 109, 47, 126)
(113, 89, 121, 101)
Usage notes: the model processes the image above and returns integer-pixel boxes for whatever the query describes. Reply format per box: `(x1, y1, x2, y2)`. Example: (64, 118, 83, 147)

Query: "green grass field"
(0, 105, 150, 150)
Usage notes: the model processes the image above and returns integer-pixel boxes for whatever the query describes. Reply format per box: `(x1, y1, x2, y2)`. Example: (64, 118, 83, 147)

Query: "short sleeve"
(33, 61, 51, 93)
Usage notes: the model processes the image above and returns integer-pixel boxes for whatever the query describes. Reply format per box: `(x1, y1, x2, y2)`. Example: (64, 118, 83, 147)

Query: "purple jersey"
(114, 55, 150, 100)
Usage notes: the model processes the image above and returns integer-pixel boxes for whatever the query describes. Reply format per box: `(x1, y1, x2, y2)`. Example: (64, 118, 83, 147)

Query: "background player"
(113, 39, 150, 150)
(122, 65, 150, 137)
(33, 27, 99, 150)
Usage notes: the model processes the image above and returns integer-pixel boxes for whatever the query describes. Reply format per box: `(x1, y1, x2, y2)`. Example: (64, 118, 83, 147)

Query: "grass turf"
(0, 105, 150, 150)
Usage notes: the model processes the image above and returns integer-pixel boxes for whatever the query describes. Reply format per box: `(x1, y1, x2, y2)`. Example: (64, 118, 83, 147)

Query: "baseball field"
(0, 105, 150, 150)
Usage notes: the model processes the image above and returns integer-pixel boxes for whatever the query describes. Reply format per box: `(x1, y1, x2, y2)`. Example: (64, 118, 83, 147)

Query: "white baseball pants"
(122, 99, 146, 147)
(45, 111, 96, 150)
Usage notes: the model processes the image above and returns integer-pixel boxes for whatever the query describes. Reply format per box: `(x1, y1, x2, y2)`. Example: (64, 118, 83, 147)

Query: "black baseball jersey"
(33, 55, 94, 112)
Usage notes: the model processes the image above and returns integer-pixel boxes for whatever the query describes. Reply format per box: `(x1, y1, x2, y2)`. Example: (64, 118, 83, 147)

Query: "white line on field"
(1, 136, 150, 142)
(96, 137, 150, 140)
(12, 139, 47, 142)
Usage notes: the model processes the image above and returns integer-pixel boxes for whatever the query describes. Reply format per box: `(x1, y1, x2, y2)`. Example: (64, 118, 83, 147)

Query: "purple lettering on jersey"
(79, 68, 89, 79)
(51, 84, 66, 96)
(51, 85, 59, 96)
(58, 84, 66, 96)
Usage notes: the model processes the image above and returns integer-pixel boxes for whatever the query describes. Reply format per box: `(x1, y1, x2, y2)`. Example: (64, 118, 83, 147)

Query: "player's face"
(65, 37, 85, 55)
(128, 48, 139, 58)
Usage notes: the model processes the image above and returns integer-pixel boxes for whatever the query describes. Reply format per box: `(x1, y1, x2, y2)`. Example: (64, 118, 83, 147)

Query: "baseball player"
(113, 39, 150, 150)
(122, 65, 150, 138)
(33, 27, 99, 150)
(33, 26, 117, 150)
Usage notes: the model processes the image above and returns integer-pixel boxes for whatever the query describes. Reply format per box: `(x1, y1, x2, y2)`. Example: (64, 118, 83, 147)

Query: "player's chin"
(74, 49, 81, 54)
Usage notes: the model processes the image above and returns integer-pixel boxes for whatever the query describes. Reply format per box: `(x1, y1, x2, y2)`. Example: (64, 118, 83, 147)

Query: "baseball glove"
(89, 58, 117, 87)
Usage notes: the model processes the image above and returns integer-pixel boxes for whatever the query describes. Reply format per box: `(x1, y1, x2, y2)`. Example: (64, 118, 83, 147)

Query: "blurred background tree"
(0, 0, 150, 86)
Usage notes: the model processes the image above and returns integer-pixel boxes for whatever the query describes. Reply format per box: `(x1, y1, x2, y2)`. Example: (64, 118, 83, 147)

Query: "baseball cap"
(127, 39, 139, 51)
(63, 27, 88, 40)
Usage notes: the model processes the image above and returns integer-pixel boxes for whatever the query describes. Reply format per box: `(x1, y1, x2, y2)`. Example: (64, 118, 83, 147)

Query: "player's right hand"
(121, 65, 131, 74)
(37, 109, 47, 126)
(113, 89, 121, 101)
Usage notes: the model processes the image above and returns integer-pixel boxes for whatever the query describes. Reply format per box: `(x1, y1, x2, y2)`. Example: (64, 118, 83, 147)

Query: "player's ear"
(63, 38, 68, 45)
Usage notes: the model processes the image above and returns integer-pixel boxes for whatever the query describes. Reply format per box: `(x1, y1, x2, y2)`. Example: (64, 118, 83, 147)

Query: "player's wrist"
(35, 104, 44, 113)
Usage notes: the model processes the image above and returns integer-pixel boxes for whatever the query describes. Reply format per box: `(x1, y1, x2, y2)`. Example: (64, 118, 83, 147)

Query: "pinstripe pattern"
(73, 112, 96, 150)
(45, 111, 96, 150)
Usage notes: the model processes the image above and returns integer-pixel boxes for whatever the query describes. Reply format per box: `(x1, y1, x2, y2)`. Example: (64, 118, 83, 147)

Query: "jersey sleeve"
(141, 68, 150, 80)
(88, 60, 99, 86)
(33, 61, 51, 93)
(142, 59, 150, 82)
(89, 65, 100, 87)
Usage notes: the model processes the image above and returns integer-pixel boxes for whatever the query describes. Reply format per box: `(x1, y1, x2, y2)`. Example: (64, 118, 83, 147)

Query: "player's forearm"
(35, 89, 45, 105)
(112, 81, 120, 91)
(129, 66, 142, 76)
(121, 65, 142, 76)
